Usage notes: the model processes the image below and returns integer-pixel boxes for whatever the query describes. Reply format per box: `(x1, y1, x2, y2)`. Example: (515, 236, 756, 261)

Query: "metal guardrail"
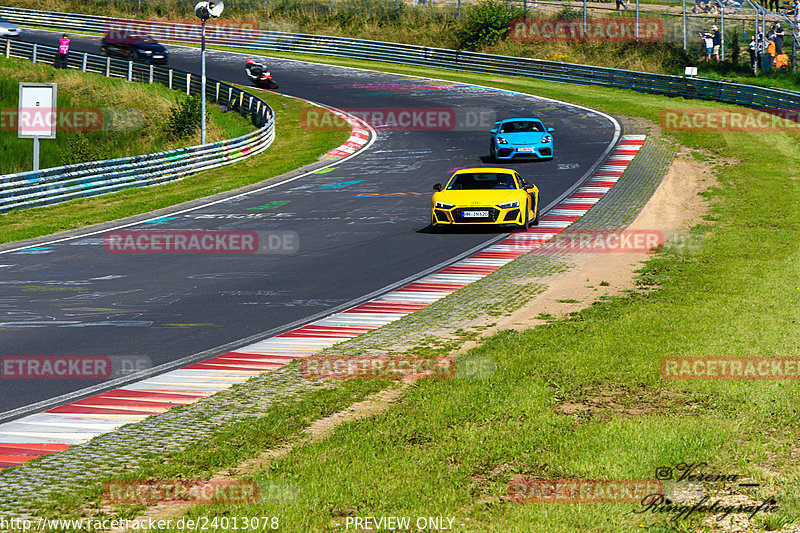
(2, 5, 800, 115)
(0, 36, 274, 213)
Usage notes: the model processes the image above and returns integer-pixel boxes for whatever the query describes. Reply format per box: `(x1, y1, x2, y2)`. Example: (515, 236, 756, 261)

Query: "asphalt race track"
(0, 30, 619, 420)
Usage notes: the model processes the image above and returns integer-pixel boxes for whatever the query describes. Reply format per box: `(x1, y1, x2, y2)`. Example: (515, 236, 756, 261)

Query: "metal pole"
(33, 136, 39, 171)
(524, 0, 527, 18)
(721, 6, 725, 61)
(395, 0, 399, 15)
(683, 0, 687, 50)
(458, 0, 461, 19)
(636, 0, 640, 40)
(201, 18, 207, 145)
(583, 0, 587, 34)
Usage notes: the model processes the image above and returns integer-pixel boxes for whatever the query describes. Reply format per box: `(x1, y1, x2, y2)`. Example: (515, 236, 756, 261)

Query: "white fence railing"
(1, 37, 275, 213)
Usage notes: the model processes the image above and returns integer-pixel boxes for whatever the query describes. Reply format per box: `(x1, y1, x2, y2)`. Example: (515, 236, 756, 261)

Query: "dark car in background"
(100, 33, 168, 64)
(0, 15, 21, 38)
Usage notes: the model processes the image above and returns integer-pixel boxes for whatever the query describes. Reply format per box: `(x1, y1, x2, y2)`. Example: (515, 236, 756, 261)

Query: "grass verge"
(0, 87, 349, 245)
(0, 55, 252, 174)
(61, 57, 798, 533)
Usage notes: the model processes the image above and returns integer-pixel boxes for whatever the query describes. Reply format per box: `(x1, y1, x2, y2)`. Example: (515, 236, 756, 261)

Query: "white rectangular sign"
(18, 82, 57, 139)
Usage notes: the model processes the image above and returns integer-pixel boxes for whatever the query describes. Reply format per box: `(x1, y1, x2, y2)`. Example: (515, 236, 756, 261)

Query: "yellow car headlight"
(498, 201, 519, 209)
(435, 201, 454, 209)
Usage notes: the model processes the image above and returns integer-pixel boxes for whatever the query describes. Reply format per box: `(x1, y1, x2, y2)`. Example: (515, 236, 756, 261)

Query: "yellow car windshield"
(446, 173, 517, 190)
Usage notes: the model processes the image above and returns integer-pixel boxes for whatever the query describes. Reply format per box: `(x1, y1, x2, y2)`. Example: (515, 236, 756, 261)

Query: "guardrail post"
(149, 64, 154, 83)
(228, 87, 233, 104)
(5, 39, 9, 59)
(248, 95, 253, 111)
(186, 73, 191, 95)
(215, 82, 220, 103)
(168, 69, 173, 89)
(106, 56, 110, 77)
(32, 43, 36, 63)
(127, 60, 133, 81)
(82, 52, 87, 72)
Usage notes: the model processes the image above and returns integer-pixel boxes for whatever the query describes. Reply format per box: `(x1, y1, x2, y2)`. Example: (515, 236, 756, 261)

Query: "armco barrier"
(0, 37, 274, 213)
(2, 5, 800, 114)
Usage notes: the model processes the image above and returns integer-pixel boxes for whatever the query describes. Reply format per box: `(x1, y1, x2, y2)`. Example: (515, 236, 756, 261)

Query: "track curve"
(0, 29, 619, 420)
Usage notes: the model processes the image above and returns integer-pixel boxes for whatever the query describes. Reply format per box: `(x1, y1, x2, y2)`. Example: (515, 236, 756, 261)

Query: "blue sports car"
(489, 118, 554, 161)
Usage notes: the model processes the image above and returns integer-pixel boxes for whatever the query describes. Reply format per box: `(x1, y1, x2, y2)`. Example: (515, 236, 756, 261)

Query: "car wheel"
(490, 143, 498, 162)
(100, 46, 107, 56)
(532, 202, 540, 226)
(127, 51, 135, 61)
(520, 202, 530, 231)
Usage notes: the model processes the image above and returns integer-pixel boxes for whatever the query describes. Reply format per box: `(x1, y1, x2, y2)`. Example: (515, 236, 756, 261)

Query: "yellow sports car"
(431, 168, 539, 230)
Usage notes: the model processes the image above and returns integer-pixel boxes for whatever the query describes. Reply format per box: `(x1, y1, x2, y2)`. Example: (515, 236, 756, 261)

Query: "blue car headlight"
(435, 201, 454, 209)
(498, 201, 519, 209)
(541, 136, 552, 143)
(496, 136, 508, 145)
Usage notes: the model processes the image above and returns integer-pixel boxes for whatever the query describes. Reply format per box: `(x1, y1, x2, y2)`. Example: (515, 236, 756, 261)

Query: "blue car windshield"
(447, 173, 517, 190)
(499, 121, 544, 133)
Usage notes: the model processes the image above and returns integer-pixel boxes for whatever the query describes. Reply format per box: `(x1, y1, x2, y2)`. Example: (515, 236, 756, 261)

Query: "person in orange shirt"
(766, 37, 776, 58)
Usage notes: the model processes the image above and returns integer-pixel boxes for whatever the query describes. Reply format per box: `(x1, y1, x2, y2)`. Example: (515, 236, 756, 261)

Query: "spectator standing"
(711, 25, 721, 61)
(616, 0, 628, 9)
(766, 35, 777, 58)
(57, 33, 70, 69)
(793, 0, 800, 23)
(773, 23, 784, 54)
(702, 30, 714, 61)
(749, 35, 758, 71)
(769, 0, 778, 11)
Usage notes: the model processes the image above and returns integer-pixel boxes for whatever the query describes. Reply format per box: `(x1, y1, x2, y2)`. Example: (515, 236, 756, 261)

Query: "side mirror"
(488, 128, 498, 135)
(433, 183, 442, 191)
(547, 127, 555, 133)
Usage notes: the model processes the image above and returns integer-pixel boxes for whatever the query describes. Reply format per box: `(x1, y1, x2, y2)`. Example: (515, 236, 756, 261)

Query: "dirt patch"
(457, 144, 716, 346)
(554, 386, 705, 420)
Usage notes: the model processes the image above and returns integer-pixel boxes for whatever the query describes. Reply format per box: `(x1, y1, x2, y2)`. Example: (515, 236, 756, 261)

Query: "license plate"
(517, 147, 535, 153)
(463, 210, 489, 218)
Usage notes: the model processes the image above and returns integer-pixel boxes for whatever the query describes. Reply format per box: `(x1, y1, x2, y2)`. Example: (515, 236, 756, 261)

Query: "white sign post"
(18, 82, 57, 171)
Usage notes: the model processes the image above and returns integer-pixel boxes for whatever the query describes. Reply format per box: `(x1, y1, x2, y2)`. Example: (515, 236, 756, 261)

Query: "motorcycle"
(245, 58, 278, 90)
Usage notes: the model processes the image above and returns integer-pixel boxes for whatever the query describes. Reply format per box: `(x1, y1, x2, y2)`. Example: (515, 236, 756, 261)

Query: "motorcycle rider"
(245, 58, 277, 89)
(245, 58, 266, 78)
